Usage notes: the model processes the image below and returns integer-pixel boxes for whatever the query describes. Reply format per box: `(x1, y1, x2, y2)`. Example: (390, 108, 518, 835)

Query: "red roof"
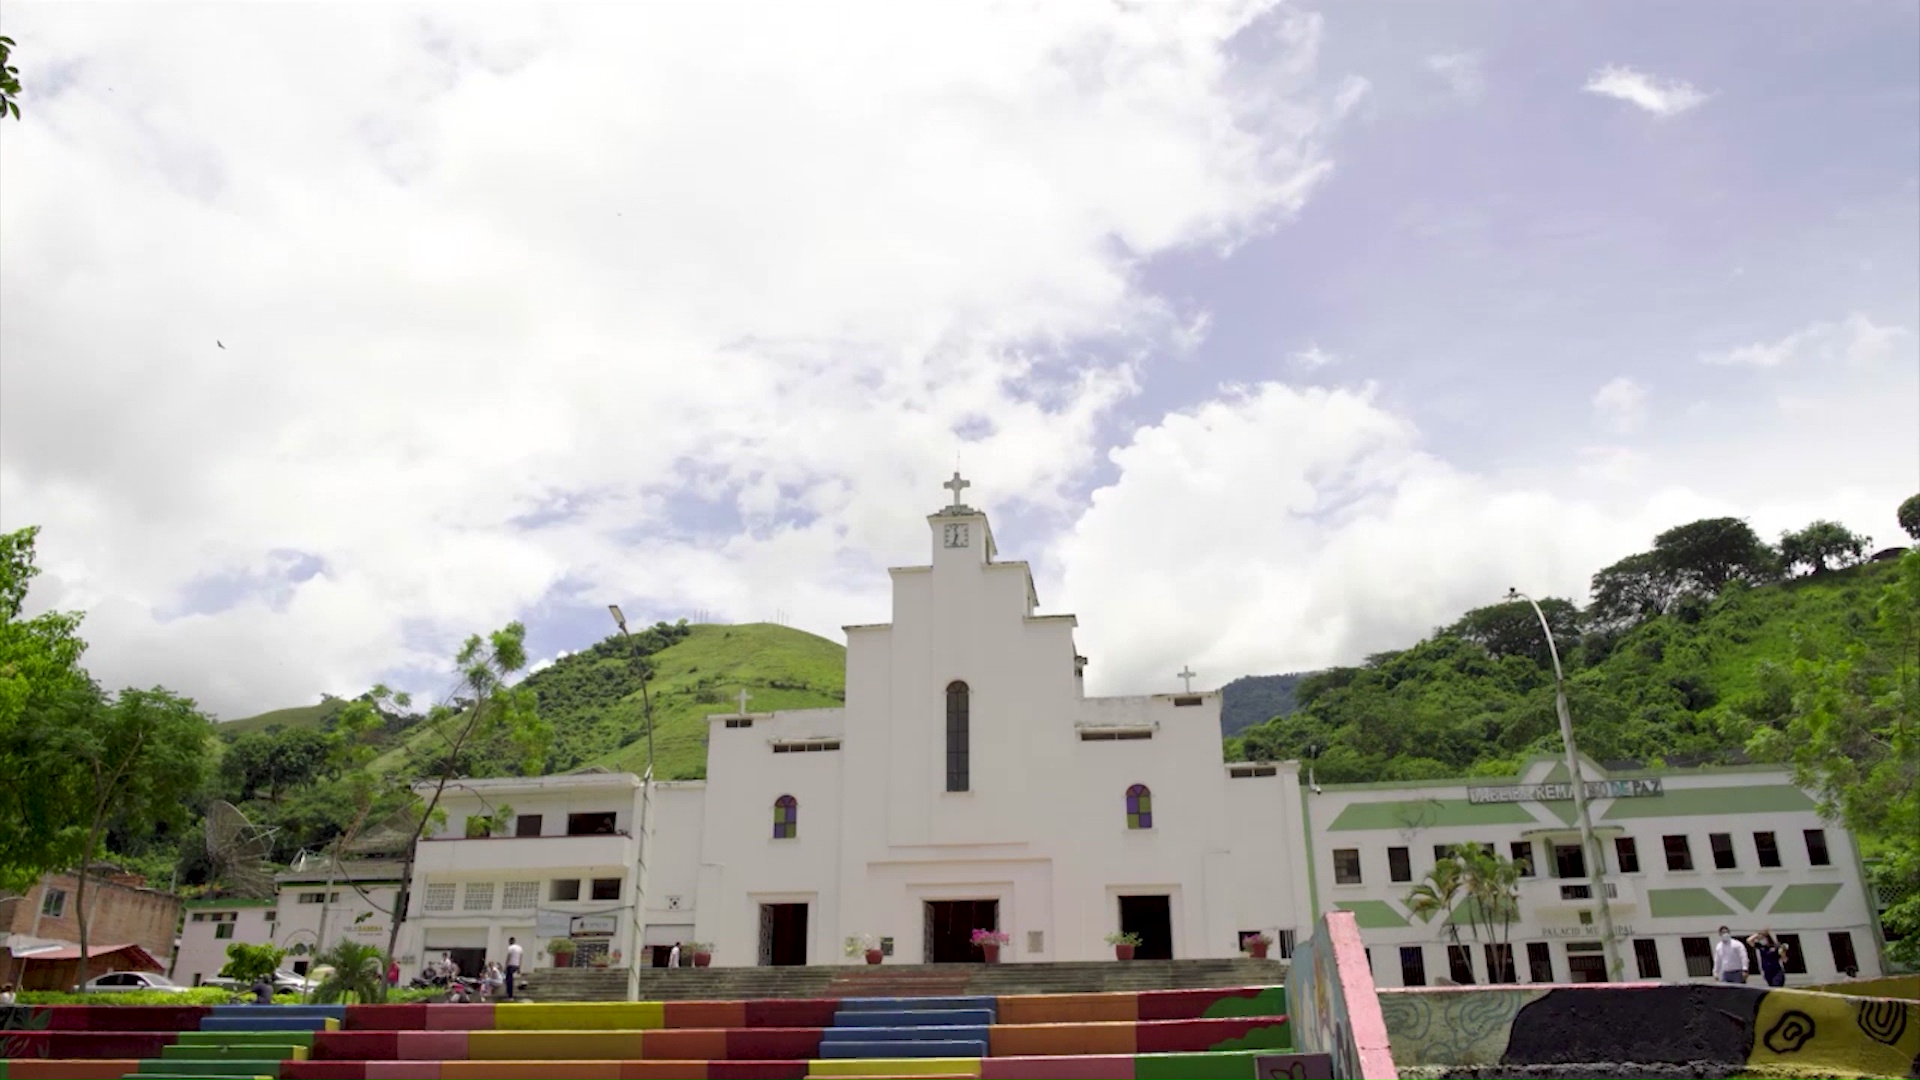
(17, 943, 164, 971)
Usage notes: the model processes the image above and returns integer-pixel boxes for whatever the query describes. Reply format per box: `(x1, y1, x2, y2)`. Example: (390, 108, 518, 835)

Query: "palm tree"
(1406, 853, 1472, 983)
(1455, 844, 1524, 982)
(312, 940, 388, 1004)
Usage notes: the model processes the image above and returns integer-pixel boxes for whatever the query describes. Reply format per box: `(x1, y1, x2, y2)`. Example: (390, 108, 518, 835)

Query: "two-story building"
(0, 868, 181, 990)
(171, 858, 406, 987)
(1304, 755, 1886, 987)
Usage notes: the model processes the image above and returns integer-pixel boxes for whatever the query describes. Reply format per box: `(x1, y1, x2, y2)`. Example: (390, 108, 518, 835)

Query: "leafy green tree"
(1898, 494, 1920, 543)
(0, 36, 22, 121)
(62, 688, 213, 979)
(1452, 843, 1525, 981)
(225, 726, 333, 803)
(1587, 551, 1681, 629)
(384, 624, 549, 964)
(1652, 517, 1775, 592)
(1779, 521, 1871, 576)
(0, 526, 94, 892)
(1449, 598, 1581, 668)
(218, 941, 287, 983)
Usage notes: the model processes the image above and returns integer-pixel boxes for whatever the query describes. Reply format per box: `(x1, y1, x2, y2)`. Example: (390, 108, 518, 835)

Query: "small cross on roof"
(942, 471, 971, 510)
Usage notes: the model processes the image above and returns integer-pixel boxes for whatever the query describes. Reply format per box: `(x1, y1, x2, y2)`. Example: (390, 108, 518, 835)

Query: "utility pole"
(1509, 588, 1623, 982)
(608, 605, 656, 1001)
(607, 606, 656, 776)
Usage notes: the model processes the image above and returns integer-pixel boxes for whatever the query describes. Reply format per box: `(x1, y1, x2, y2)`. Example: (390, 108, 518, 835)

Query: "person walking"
(1748, 930, 1788, 987)
(1713, 926, 1749, 983)
(504, 937, 523, 1000)
(668, 942, 681, 969)
(386, 959, 400, 988)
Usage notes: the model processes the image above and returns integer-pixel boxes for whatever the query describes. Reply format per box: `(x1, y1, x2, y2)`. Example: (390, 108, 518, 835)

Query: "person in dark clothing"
(1748, 929, 1788, 987)
(250, 976, 273, 1005)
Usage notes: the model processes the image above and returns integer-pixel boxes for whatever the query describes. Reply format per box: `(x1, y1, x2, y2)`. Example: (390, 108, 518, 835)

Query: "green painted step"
(135, 1061, 282, 1078)
(175, 1031, 314, 1047)
(161, 1044, 305, 1060)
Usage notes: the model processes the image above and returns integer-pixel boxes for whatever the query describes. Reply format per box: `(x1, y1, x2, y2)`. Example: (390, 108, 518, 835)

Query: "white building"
(398, 479, 1313, 973)
(172, 860, 403, 986)
(1305, 755, 1887, 988)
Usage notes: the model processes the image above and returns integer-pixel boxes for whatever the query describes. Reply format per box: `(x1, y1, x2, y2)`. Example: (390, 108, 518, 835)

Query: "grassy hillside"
(1218, 673, 1306, 737)
(1233, 557, 1905, 782)
(221, 698, 349, 734)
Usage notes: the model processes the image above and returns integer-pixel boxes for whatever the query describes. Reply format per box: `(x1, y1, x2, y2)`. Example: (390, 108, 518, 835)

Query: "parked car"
(83, 972, 188, 993)
(204, 970, 317, 994)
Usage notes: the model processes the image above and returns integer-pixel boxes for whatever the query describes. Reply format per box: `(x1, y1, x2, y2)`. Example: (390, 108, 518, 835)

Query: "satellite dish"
(204, 800, 278, 899)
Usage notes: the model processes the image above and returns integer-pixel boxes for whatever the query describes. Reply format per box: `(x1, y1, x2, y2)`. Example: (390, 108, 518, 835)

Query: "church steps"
(636, 958, 1285, 1001)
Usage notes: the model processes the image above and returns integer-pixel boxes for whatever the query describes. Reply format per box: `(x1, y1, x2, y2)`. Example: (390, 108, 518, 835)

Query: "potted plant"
(845, 935, 883, 965)
(546, 938, 577, 969)
(1242, 932, 1274, 960)
(1106, 931, 1142, 961)
(688, 942, 714, 968)
(971, 929, 1010, 964)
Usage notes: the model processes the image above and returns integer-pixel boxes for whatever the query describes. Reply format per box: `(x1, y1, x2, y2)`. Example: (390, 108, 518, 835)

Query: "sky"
(2, 0, 1916, 720)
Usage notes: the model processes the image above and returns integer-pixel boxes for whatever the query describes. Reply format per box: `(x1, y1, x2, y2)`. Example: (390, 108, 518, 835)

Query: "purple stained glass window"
(1126, 784, 1152, 829)
(773, 794, 798, 839)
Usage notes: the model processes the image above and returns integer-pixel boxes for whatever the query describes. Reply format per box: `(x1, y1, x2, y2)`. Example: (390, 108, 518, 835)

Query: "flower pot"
(552, 953, 573, 969)
(864, 949, 883, 965)
(981, 943, 1000, 964)
(1248, 941, 1270, 959)
(1114, 944, 1136, 961)
(693, 951, 712, 968)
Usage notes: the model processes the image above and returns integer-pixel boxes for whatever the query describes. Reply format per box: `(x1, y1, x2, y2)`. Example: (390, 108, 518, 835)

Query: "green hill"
(221, 698, 349, 734)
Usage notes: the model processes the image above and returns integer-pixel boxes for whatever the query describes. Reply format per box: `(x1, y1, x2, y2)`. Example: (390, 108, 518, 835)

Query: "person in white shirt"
(0, 982, 16, 1005)
(1713, 926, 1750, 983)
(504, 937, 523, 1000)
(668, 942, 681, 969)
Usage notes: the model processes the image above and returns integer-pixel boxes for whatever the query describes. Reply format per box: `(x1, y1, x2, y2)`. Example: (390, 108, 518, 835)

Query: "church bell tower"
(929, 471, 994, 568)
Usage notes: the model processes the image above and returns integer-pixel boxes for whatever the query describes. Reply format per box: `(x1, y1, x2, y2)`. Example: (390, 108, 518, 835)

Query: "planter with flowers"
(1105, 931, 1142, 961)
(971, 929, 1010, 964)
(1242, 932, 1274, 960)
(687, 942, 714, 968)
(546, 938, 576, 969)
(846, 935, 884, 965)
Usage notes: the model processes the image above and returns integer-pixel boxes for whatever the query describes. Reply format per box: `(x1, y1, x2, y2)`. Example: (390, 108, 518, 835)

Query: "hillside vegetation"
(1218, 673, 1304, 736)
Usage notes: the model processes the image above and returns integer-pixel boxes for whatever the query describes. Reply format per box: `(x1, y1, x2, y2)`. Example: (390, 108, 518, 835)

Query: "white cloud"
(1425, 53, 1484, 102)
(1700, 313, 1906, 368)
(0, 2, 1363, 716)
(1591, 376, 1649, 434)
(1290, 344, 1338, 370)
(1583, 65, 1709, 117)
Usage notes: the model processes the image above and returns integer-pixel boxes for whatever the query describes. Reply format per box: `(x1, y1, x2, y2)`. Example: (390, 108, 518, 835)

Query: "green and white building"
(1301, 754, 1886, 988)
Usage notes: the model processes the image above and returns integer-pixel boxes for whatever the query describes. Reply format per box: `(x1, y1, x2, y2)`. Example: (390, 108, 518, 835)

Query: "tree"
(61, 688, 212, 983)
(0, 526, 94, 892)
(1899, 494, 1920, 544)
(1449, 599, 1582, 668)
(1587, 552, 1681, 629)
(1453, 844, 1524, 982)
(1406, 855, 1471, 982)
(218, 941, 286, 983)
(225, 726, 333, 803)
(312, 939, 387, 1004)
(1779, 521, 1870, 576)
(383, 624, 549, 965)
(1651, 517, 1775, 592)
(0, 36, 21, 121)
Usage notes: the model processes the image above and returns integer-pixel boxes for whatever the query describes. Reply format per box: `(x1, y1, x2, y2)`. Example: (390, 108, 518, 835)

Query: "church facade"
(639, 481, 1315, 966)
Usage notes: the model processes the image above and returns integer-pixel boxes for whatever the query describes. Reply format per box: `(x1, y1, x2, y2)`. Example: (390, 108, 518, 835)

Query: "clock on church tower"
(943, 523, 970, 548)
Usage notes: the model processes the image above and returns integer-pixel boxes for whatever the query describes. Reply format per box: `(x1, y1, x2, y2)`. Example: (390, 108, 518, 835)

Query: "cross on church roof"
(1177, 666, 1196, 693)
(737, 688, 751, 715)
(942, 471, 971, 510)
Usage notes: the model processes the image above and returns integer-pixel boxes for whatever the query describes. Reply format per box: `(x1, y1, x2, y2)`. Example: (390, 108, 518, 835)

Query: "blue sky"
(1, 1, 1914, 718)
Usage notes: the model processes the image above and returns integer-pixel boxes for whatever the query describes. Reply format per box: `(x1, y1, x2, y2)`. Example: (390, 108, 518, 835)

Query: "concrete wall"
(1287, 910, 1399, 1080)
(1377, 982, 1920, 1079)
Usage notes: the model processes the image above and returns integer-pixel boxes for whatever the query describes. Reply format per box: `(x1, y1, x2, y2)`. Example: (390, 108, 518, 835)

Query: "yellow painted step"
(806, 1061, 982, 1078)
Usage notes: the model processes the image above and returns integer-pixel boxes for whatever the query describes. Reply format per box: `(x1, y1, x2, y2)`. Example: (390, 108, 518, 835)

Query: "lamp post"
(1508, 587, 1623, 982)
(607, 605, 656, 776)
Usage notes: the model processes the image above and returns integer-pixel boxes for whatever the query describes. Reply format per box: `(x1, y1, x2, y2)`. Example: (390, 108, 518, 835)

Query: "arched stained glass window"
(1126, 784, 1153, 829)
(946, 681, 970, 793)
(773, 795, 798, 839)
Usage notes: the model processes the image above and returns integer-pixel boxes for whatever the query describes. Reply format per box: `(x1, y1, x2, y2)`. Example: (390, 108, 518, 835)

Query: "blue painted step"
(831, 1008, 994, 1027)
(199, 1015, 334, 1032)
(207, 1004, 345, 1019)
(818, 1040, 990, 1059)
(835, 996, 996, 1013)
(823, 1025, 991, 1043)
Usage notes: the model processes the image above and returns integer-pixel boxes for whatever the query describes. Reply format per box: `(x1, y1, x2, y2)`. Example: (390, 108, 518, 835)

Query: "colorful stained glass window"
(1126, 784, 1152, 829)
(773, 795, 798, 839)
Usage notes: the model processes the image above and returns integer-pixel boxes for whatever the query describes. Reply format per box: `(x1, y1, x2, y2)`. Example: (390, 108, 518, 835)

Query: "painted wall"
(1286, 910, 1399, 1080)
(172, 901, 275, 987)
(1377, 982, 1920, 1079)
(1308, 755, 1883, 987)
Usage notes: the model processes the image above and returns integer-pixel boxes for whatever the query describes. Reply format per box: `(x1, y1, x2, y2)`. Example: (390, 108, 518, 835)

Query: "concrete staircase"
(514, 965, 630, 1002)
(635, 957, 1286, 1001)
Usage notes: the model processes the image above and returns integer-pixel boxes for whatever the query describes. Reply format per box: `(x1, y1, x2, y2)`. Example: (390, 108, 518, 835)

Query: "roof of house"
(15, 942, 164, 971)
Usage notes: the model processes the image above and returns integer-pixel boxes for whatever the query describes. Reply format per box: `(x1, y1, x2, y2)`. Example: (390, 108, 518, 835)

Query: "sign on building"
(569, 915, 618, 937)
(1467, 778, 1663, 804)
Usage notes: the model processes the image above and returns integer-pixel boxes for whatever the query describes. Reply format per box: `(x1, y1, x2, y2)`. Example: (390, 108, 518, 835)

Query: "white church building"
(397, 479, 1314, 973)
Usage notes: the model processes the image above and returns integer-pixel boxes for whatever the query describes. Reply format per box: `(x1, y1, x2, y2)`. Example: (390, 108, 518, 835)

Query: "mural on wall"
(1285, 910, 1398, 1080)
(1377, 983, 1920, 1079)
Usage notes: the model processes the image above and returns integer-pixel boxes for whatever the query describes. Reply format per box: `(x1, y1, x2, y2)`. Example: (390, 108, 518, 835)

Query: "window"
(1553, 843, 1586, 879)
(515, 814, 543, 838)
(1079, 729, 1152, 741)
(465, 816, 493, 838)
(773, 794, 798, 839)
(1388, 847, 1412, 883)
(549, 879, 581, 902)
(40, 888, 66, 918)
(590, 877, 622, 901)
(1276, 930, 1297, 959)
(1829, 931, 1859, 975)
(1681, 936, 1714, 978)
(1804, 829, 1831, 866)
(1510, 841, 1534, 877)
(945, 681, 970, 792)
(1527, 942, 1553, 983)
(725, 718, 753, 728)
(215, 922, 236, 940)
(1172, 695, 1202, 707)
(1663, 834, 1694, 871)
(422, 883, 457, 912)
(1633, 938, 1662, 979)
(1125, 784, 1153, 830)
(1709, 833, 1737, 870)
(1754, 831, 1781, 868)
(264, 910, 276, 923)
(1229, 764, 1278, 778)
(1484, 943, 1517, 983)
(1448, 944, 1476, 984)
(1399, 946, 1427, 987)
(1615, 836, 1640, 873)
(502, 881, 539, 910)
(1776, 933, 1808, 975)
(772, 739, 842, 752)
(1333, 848, 1363, 885)
(1434, 844, 1452, 864)
(463, 882, 495, 911)
(567, 812, 617, 836)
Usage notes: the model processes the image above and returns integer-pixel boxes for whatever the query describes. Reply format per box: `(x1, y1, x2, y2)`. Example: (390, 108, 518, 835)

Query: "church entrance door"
(924, 899, 998, 963)
(1118, 894, 1173, 960)
(758, 903, 809, 966)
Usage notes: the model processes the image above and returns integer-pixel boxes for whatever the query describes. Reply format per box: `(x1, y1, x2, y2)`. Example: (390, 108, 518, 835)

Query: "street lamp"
(607, 605, 656, 776)
(1508, 587, 1624, 982)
